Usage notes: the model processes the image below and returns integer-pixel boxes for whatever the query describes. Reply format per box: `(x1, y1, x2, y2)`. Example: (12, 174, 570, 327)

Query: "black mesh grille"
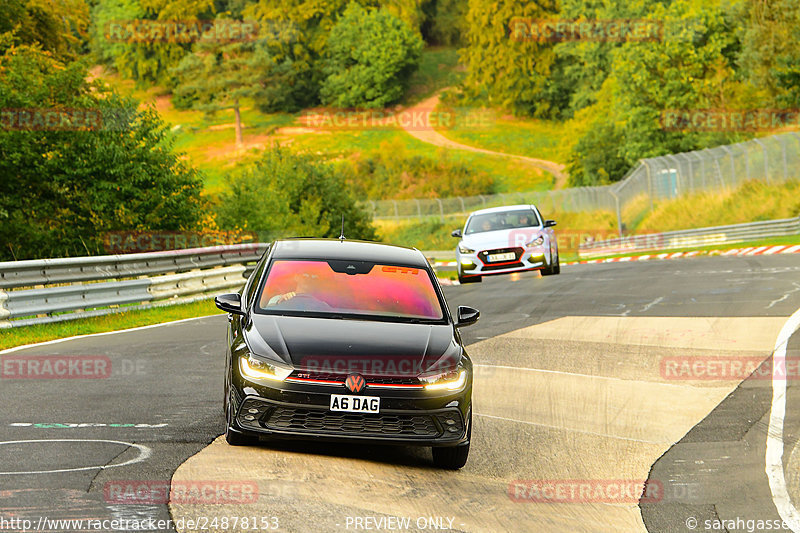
(264, 407, 440, 438)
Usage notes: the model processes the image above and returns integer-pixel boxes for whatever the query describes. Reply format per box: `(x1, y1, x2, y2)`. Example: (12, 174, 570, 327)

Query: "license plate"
(330, 395, 380, 413)
(487, 252, 516, 262)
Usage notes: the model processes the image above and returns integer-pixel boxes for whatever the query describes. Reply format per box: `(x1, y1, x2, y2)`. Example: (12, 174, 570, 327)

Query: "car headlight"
(420, 366, 468, 391)
(239, 355, 293, 383)
(526, 236, 544, 247)
(458, 244, 475, 254)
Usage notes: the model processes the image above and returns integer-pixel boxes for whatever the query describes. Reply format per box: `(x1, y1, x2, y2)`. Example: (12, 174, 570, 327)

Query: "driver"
(265, 272, 319, 306)
(517, 214, 532, 227)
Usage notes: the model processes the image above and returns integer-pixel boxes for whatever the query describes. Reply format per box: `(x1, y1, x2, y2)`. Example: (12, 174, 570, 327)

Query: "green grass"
(436, 115, 572, 165)
(0, 299, 222, 351)
(404, 47, 465, 103)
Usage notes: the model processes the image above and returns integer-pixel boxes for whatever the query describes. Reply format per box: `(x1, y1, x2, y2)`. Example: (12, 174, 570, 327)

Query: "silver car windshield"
(464, 209, 541, 235)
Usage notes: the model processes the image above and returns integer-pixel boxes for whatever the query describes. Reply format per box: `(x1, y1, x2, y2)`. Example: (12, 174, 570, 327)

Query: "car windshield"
(256, 260, 444, 322)
(465, 209, 540, 235)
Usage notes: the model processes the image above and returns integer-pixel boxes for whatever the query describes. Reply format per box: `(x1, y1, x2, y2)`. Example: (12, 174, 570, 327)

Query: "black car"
(215, 239, 479, 469)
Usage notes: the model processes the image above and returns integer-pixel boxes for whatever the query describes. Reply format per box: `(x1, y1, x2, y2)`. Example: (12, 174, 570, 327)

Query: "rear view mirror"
(215, 293, 245, 315)
(451, 229, 463, 238)
(544, 220, 557, 228)
(455, 306, 480, 327)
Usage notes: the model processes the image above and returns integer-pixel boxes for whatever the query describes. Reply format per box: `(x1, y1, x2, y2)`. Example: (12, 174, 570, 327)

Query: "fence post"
(609, 190, 622, 237)
(415, 199, 422, 220)
(436, 198, 444, 222)
(780, 135, 788, 181)
(392, 200, 399, 219)
(644, 159, 654, 211)
(753, 138, 770, 184)
(719, 145, 733, 188)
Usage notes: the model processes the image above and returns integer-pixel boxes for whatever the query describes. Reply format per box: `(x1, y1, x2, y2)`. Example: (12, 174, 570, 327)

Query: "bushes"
(320, 3, 423, 109)
(216, 147, 377, 241)
(343, 140, 496, 199)
(0, 45, 204, 261)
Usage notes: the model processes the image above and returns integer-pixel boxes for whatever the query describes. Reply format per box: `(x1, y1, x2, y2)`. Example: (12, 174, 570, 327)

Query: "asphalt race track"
(2, 254, 800, 532)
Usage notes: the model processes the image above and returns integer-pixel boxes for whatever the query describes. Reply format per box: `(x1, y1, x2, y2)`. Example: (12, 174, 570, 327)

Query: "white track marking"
(767, 283, 800, 310)
(0, 315, 221, 355)
(766, 307, 800, 531)
(640, 296, 664, 313)
(0, 439, 151, 475)
(784, 245, 800, 254)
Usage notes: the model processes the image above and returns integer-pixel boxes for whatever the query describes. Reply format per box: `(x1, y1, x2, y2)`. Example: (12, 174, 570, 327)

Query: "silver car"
(451, 205, 559, 283)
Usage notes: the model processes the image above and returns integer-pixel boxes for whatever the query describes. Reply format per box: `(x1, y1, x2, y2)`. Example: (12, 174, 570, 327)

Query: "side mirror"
(451, 229, 463, 238)
(215, 293, 245, 315)
(455, 306, 480, 328)
(544, 220, 557, 228)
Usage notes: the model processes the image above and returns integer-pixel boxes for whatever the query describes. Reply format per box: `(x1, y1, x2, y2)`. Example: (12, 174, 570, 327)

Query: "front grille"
(264, 407, 440, 438)
(482, 261, 525, 271)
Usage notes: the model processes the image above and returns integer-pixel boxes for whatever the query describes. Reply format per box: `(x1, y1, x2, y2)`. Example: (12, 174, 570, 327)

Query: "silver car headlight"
(526, 236, 544, 247)
(458, 244, 475, 254)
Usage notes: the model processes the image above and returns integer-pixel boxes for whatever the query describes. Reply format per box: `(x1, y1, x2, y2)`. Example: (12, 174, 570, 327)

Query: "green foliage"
(90, 0, 214, 85)
(0, 0, 90, 60)
(344, 139, 495, 199)
(421, 0, 467, 46)
(320, 3, 423, 108)
(216, 147, 377, 241)
(739, 0, 800, 107)
(459, 0, 558, 116)
(0, 45, 204, 260)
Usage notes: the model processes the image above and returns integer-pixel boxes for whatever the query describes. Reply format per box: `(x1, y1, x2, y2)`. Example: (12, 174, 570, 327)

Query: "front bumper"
(229, 374, 471, 447)
(457, 245, 550, 277)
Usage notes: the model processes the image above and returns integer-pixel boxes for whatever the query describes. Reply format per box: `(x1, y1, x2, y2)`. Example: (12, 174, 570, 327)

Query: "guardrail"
(0, 244, 268, 328)
(578, 217, 800, 258)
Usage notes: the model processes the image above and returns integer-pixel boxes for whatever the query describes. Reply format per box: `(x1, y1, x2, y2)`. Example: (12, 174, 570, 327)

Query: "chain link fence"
(365, 132, 800, 234)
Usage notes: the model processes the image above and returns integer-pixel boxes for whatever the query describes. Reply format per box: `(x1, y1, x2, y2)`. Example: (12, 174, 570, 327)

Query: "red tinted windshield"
(257, 260, 444, 321)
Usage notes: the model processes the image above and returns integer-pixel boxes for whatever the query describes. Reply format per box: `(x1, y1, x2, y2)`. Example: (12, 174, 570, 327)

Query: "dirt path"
(400, 93, 569, 189)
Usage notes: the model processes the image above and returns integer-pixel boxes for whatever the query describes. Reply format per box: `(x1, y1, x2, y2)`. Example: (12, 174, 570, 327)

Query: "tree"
(91, 0, 214, 85)
(216, 147, 377, 241)
(0, 45, 204, 260)
(459, 0, 558, 116)
(320, 2, 423, 109)
(0, 0, 90, 60)
(739, 0, 800, 107)
(172, 23, 264, 145)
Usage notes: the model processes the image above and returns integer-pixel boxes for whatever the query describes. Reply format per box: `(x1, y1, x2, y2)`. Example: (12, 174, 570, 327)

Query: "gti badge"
(345, 374, 366, 393)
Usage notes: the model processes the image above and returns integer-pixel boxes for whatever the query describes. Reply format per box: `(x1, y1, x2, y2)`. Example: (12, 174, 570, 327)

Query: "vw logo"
(345, 374, 366, 393)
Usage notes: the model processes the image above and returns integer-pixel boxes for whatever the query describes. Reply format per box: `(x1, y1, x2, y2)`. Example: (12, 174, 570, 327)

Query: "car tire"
(432, 411, 471, 469)
(541, 251, 560, 276)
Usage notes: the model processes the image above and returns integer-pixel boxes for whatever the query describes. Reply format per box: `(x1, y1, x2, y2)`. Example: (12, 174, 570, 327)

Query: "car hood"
(244, 314, 461, 376)
(461, 228, 544, 250)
